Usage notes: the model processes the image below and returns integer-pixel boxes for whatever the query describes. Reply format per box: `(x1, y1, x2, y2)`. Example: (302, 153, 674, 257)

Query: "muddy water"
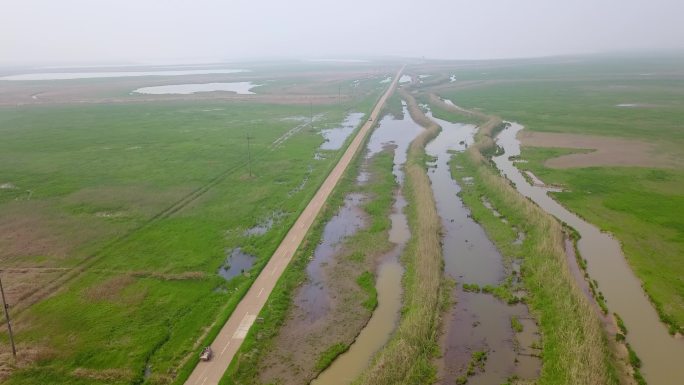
(296, 193, 367, 322)
(493, 122, 684, 385)
(319, 112, 366, 151)
(218, 248, 256, 281)
(426, 113, 540, 384)
(312, 105, 421, 385)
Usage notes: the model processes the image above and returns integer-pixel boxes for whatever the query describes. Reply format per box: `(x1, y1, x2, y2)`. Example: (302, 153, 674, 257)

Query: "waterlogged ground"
(0, 63, 391, 382)
(312, 103, 421, 385)
(318, 112, 365, 151)
(424, 112, 540, 384)
(256, 104, 420, 385)
(494, 122, 684, 385)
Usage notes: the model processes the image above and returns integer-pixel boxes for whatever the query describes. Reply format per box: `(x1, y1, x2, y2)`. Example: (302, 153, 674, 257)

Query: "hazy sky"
(2, 0, 683, 65)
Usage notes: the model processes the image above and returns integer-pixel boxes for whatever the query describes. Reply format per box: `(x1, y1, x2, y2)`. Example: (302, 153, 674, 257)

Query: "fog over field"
(2, 0, 684, 65)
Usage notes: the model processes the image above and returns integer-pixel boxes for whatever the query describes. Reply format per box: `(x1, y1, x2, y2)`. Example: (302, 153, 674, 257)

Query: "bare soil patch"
(0, 268, 68, 305)
(83, 275, 135, 302)
(0, 214, 72, 264)
(518, 131, 680, 168)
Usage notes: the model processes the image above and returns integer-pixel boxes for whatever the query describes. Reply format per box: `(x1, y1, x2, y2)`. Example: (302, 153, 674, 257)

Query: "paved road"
(185, 66, 404, 385)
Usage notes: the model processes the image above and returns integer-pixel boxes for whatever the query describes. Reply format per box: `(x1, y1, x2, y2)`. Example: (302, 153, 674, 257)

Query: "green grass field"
(429, 54, 684, 333)
(0, 67, 388, 384)
(517, 147, 684, 333)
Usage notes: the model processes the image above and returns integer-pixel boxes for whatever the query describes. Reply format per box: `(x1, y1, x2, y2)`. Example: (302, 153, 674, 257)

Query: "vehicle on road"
(200, 347, 213, 361)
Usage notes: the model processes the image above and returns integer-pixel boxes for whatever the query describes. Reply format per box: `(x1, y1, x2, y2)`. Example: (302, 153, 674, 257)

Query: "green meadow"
(0, 70, 386, 383)
(434, 54, 684, 333)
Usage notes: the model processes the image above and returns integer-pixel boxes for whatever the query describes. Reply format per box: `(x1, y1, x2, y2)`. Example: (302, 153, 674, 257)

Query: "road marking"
(232, 313, 257, 339)
(195, 367, 209, 385)
(220, 341, 231, 356)
(201, 377, 207, 385)
(257, 287, 264, 298)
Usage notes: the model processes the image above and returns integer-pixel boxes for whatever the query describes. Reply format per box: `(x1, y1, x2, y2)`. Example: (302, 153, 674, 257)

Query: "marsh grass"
(221, 127, 399, 384)
(353, 89, 444, 384)
(451, 114, 620, 384)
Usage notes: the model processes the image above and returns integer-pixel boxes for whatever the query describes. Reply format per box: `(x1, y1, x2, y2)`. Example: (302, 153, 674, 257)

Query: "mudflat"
(518, 131, 680, 169)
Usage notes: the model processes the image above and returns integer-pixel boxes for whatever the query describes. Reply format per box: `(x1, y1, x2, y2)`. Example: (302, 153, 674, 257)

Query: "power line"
(0, 273, 17, 362)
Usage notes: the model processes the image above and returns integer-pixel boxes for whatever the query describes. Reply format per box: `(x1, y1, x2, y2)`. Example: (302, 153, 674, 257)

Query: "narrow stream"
(425, 113, 540, 384)
(312, 103, 422, 385)
(493, 122, 684, 385)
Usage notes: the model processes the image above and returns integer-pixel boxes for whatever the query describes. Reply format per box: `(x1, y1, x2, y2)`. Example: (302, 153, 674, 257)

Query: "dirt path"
(184, 66, 404, 385)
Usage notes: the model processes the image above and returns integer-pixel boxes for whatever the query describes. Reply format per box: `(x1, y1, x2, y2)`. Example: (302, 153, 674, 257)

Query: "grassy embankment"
(353, 88, 444, 384)
(0, 89, 382, 384)
(221, 114, 399, 384)
(440, 102, 621, 384)
(438, 57, 684, 332)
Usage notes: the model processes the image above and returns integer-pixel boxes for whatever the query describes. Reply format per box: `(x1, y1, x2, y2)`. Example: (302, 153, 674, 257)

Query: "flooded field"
(132, 81, 261, 95)
(0, 68, 249, 80)
(296, 193, 368, 322)
(493, 122, 684, 385)
(319, 112, 366, 151)
(312, 103, 421, 384)
(425, 113, 540, 384)
(244, 210, 287, 237)
(218, 248, 256, 281)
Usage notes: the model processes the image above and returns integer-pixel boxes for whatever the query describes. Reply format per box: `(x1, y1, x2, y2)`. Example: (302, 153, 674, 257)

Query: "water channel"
(425, 112, 540, 384)
(493, 122, 684, 385)
(311, 103, 422, 385)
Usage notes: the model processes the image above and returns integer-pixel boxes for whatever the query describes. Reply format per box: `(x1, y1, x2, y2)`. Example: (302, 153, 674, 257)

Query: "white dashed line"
(220, 341, 231, 356)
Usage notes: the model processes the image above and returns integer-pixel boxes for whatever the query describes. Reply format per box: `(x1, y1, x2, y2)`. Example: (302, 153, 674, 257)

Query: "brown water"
(425, 113, 540, 384)
(296, 193, 367, 322)
(493, 122, 684, 385)
(311, 104, 421, 385)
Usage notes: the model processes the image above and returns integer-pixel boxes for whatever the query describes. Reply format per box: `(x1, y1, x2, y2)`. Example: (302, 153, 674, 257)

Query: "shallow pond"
(132, 81, 261, 95)
(319, 112, 365, 151)
(218, 248, 256, 281)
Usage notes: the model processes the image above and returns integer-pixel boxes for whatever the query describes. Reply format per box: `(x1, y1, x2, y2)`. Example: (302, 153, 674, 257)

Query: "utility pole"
(0, 274, 16, 362)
